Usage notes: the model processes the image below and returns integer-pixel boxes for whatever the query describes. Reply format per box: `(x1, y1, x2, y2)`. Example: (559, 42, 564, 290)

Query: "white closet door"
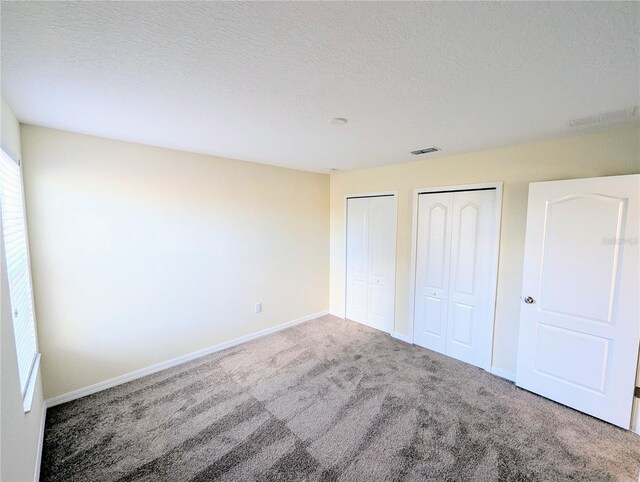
(346, 195, 396, 334)
(413, 193, 453, 352)
(446, 190, 495, 368)
(367, 196, 396, 334)
(346, 197, 369, 325)
(516, 175, 639, 429)
(413, 189, 497, 369)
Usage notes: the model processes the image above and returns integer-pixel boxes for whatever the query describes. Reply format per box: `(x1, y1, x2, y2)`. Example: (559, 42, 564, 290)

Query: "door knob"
(524, 296, 535, 304)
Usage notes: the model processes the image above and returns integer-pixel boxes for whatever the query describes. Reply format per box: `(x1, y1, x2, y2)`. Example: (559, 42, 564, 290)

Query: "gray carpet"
(41, 315, 640, 481)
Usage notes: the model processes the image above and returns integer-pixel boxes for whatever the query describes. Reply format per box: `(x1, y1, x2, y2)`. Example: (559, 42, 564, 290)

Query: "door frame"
(408, 182, 503, 371)
(343, 191, 398, 334)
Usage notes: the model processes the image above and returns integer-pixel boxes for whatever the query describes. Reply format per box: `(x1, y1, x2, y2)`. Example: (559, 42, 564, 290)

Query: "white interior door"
(346, 197, 369, 325)
(413, 188, 498, 369)
(516, 174, 639, 429)
(413, 192, 453, 353)
(346, 195, 396, 334)
(446, 190, 496, 368)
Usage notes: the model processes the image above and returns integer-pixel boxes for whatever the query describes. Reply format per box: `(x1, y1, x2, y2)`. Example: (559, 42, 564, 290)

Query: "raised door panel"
(453, 204, 479, 295)
(534, 324, 609, 393)
(413, 193, 453, 353)
(539, 195, 624, 324)
(516, 175, 640, 428)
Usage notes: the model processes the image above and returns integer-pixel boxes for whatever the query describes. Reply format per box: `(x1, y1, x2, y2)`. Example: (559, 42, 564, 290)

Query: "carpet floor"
(41, 315, 640, 481)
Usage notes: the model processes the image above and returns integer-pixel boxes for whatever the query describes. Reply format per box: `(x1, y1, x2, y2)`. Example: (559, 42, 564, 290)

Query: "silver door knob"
(524, 296, 535, 304)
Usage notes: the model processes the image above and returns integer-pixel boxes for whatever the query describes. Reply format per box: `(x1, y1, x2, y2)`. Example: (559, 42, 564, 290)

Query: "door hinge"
(635, 386, 640, 398)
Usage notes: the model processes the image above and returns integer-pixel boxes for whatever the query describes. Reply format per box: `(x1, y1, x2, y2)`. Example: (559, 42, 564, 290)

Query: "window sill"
(23, 353, 40, 413)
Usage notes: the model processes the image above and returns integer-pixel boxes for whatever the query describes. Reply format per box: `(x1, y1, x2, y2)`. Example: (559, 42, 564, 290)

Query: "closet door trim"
(342, 191, 398, 325)
(409, 182, 503, 371)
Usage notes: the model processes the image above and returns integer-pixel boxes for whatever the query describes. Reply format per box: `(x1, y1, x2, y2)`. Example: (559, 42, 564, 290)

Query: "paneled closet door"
(346, 197, 369, 325)
(445, 190, 495, 368)
(346, 195, 397, 334)
(413, 192, 453, 353)
(413, 189, 497, 369)
(367, 196, 396, 334)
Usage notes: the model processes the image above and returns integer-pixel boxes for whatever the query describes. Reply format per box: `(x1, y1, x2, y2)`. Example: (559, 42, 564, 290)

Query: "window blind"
(0, 149, 38, 397)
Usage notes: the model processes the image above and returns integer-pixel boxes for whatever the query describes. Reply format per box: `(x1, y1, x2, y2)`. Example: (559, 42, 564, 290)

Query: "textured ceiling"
(1, 2, 638, 172)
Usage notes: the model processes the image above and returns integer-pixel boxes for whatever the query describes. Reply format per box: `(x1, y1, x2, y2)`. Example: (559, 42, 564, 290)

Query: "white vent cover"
(568, 107, 638, 128)
(411, 147, 441, 155)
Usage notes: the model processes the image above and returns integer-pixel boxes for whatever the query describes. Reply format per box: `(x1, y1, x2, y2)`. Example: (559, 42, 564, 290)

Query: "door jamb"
(343, 191, 399, 335)
(408, 182, 503, 371)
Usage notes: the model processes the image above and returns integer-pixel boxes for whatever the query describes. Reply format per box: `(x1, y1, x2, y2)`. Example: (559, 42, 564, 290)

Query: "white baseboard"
(46, 310, 329, 408)
(329, 310, 344, 318)
(392, 331, 412, 344)
(34, 400, 47, 482)
(489, 366, 516, 382)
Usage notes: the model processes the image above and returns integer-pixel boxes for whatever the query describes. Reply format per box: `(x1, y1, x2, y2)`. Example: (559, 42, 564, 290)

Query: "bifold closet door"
(413, 192, 453, 354)
(346, 196, 396, 334)
(346, 197, 369, 325)
(446, 190, 495, 367)
(413, 189, 496, 369)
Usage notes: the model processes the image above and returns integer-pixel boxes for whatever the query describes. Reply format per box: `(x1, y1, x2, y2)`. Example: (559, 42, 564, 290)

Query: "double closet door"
(413, 188, 498, 369)
(346, 195, 397, 334)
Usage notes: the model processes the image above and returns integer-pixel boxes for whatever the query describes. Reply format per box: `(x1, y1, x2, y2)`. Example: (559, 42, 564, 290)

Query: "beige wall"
(1, 96, 46, 482)
(21, 125, 329, 399)
(10, 119, 640, 430)
(330, 125, 640, 375)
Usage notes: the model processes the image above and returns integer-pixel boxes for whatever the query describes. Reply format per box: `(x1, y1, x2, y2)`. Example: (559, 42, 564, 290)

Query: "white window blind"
(0, 148, 38, 397)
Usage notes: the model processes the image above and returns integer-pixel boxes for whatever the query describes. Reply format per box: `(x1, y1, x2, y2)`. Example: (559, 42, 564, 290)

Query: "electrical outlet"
(255, 302, 262, 313)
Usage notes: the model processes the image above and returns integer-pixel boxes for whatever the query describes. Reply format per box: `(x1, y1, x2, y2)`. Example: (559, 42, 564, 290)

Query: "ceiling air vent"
(568, 106, 638, 128)
(411, 147, 440, 155)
